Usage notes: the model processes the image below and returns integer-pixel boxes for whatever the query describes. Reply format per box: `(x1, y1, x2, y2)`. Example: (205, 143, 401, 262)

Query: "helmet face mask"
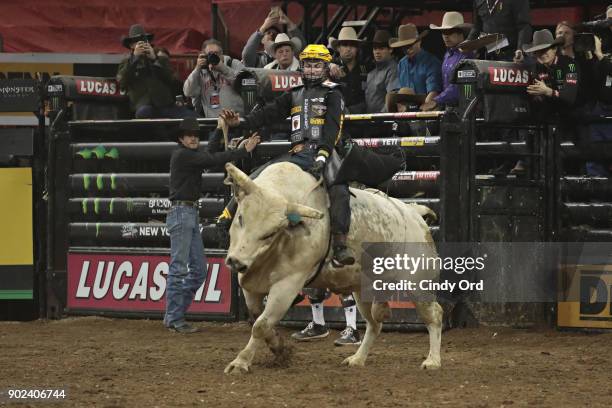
(300, 59, 327, 86)
(298, 44, 332, 86)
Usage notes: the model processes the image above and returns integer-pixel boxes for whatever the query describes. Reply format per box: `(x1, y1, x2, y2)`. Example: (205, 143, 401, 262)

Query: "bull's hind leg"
(415, 301, 443, 369)
(342, 292, 389, 367)
(224, 275, 302, 375)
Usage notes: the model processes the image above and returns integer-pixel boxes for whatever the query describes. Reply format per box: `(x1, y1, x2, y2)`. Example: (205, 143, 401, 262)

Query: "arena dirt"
(1, 317, 611, 407)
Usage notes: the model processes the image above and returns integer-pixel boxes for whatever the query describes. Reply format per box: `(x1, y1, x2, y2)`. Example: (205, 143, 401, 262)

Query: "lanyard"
(487, 0, 502, 15)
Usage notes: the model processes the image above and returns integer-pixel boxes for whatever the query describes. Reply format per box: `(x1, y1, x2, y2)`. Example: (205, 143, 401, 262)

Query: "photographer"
(183, 39, 245, 118)
(117, 24, 195, 119)
(241, 7, 305, 68)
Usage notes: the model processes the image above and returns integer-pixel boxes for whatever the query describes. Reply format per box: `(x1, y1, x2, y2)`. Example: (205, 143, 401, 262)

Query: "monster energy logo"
(556, 70, 563, 80)
(463, 84, 473, 98)
(76, 145, 119, 159)
(568, 63, 576, 73)
(125, 198, 134, 214)
(82, 174, 118, 191)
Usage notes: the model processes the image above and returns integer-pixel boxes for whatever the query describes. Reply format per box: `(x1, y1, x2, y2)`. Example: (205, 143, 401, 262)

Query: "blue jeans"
(164, 206, 207, 327)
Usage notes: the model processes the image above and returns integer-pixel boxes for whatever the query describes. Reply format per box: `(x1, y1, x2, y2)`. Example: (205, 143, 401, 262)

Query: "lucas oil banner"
(67, 252, 234, 318)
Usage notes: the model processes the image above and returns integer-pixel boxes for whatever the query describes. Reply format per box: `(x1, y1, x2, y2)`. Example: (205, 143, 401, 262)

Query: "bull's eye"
(260, 231, 276, 241)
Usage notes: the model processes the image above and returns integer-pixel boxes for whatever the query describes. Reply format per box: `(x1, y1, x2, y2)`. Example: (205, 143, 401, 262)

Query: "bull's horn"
(286, 202, 324, 219)
(225, 163, 258, 194)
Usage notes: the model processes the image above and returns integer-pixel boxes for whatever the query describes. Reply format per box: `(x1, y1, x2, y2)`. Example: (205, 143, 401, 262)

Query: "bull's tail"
(410, 204, 437, 225)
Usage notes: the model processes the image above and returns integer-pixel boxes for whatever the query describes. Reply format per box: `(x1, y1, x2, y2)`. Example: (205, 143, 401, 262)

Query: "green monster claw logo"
(96, 222, 101, 238)
(110, 173, 117, 190)
(125, 198, 134, 214)
(83, 174, 91, 190)
(76, 145, 119, 160)
(82, 198, 88, 214)
(463, 84, 473, 98)
(96, 174, 104, 190)
(568, 63, 576, 73)
(94, 198, 100, 215)
(110, 198, 115, 215)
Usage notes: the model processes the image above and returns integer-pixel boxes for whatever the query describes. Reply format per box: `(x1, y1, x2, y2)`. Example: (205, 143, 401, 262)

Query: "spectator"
(430, 12, 474, 109)
(242, 7, 305, 68)
(391, 24, 442, 111)
(330, 27, 371, 113)
(555, 21, 577, 59)
(365, 30, 399, 113)
(183, 39, 245, 118)
(467, 0, 532, 62)
(117, 24, 195, 119)
(263, 33, 300, 70)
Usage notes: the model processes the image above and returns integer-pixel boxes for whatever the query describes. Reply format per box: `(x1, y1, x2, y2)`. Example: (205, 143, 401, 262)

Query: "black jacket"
(169, 131, 249, 202)
(467, 0, 532, 52)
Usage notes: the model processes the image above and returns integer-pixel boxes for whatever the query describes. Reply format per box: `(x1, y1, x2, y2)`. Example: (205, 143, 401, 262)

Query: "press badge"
(210, 91, 220, 109)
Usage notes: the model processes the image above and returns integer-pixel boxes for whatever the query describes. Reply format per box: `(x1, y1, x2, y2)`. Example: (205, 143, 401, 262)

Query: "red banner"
(488, 67, 530, 86)
(75, 79, 125, 97)
(67, 252, 232, 315)
(268, 73, 303, 91)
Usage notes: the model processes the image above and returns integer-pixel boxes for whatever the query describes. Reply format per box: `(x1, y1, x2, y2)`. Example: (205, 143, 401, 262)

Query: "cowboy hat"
(371, 30, 393, 47)
(331, 27, 363, 49)
(390, 24, 429, 48)
(385, 88, 427, 112)
(458, 33, 505, 53)
(522, 29, 564, 53)
(121, 24, 154, 48)
(429, 11, 472, 31)
(270, 33, 300, 53)
(179, 117, 200, 134)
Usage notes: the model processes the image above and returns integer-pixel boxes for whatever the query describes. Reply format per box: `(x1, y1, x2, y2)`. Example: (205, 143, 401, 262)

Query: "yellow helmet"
(299, 44, 332, 62)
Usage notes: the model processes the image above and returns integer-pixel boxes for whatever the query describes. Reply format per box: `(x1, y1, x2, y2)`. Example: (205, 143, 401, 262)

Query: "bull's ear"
(225, 163, 258, 195)
(286, 202, 324, 220)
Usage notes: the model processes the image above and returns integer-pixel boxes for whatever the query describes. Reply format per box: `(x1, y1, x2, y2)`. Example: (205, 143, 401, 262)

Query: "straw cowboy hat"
(385, 88, 427, 112)
(331, 27, 363, 49)
(429, 11, 472, 31)
(390, 24, 429, 48)
(121, 24, 154, 48)
(270, 33, 300, 53)
(522, 29, 564, 53)
(371, 30, 393, 47)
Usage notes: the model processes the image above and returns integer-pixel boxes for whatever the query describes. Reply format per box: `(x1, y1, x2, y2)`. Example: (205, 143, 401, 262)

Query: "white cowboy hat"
(271, 33, 300, 53)
(429, 11, 472, 31)
(331, 27, 363, 49)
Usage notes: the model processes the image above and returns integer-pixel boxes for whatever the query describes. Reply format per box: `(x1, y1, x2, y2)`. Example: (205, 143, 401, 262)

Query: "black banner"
(0, 79, 39, 112)
(68, 197, 224, 220)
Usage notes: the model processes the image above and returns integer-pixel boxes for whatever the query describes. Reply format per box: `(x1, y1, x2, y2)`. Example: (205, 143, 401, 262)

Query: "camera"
(574, 33, 596, 53)
(200, 52, 221, 67)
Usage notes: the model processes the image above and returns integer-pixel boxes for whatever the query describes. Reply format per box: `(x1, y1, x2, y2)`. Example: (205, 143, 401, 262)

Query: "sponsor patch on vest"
(310, 118, 325, 125)
(291, 106, 302, 114)
(565, 73, 578, 85)
(291, 115, 301, 131)
(311, 103, 327, 116)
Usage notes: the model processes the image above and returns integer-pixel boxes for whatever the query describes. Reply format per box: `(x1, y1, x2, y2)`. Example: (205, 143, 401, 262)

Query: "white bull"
(223, 161, 442, 374)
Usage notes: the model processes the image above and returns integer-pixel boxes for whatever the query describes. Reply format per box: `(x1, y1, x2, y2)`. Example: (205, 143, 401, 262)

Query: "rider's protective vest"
(289, 81, 340, 145)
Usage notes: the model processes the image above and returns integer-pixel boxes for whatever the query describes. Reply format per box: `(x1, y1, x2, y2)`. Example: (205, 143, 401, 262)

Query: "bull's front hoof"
(341, 354, 366, 367)
(420, 357, 441, 370)
(224, 359, 251, 375)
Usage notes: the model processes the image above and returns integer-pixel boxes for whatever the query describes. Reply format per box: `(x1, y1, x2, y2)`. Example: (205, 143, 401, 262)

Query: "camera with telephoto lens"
(200, 52, 221, 66)
(575, 18, 612, 53)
